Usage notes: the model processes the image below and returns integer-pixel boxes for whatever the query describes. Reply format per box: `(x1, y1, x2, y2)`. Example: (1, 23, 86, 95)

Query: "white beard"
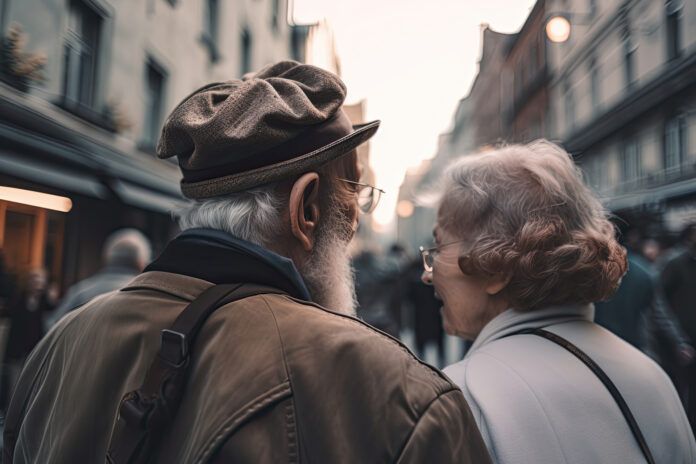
(299, 205, 357, 315)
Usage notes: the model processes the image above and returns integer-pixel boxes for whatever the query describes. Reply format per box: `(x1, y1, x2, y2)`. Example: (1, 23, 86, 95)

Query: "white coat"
(444, 304, 696, 464)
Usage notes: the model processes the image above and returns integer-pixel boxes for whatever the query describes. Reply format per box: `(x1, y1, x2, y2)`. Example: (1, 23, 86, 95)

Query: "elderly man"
(45, 228, 152, 329)
(4, 62, 489, 463)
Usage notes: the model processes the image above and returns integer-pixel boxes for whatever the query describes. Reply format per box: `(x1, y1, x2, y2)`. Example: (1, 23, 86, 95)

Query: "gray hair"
(438, 139, 626, 311)
(176, 185, 284, 246)
(103, 228, 152, 271)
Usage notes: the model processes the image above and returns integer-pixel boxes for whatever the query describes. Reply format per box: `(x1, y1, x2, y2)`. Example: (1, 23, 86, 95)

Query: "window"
(142, 59, 166, 150)
(584, 157, 602, 190)
(666, 0, 683, 60)
(241, 29, 252, 76)
(291, 25, 310, 62)
(203, 0, 220, 62)
(271, 0, 281, 31)
(664, 114, 686, 172)
(622, 21, 637, 89)
(589, 56, 599, 112)
(588, 0, 598, 18)
(621, 138, 642, 182)
(564, 82, 575, 133)
(62, 0, 102, 109)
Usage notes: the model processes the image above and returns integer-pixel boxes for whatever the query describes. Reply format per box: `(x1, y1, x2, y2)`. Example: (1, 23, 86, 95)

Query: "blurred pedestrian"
(4, 62, 489, 464)
(353, 249, 400, 336)
(595, 226, 653, 350)
(660, 223, 696, 432)
(0, 250, 13, 313)
(0, 250, 16, 413)
(404, 257, 445, 364)
(383, 243, 409, 332)
(424, 141, 695, 463)
(45, 228, 151, 329)
(642, 238, 662, 264)
(661, 224, 696, 347)
(1, 268, 55, 411)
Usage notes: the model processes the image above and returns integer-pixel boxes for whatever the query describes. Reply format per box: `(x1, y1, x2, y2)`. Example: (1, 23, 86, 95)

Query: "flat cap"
(157, 61, 380, 199)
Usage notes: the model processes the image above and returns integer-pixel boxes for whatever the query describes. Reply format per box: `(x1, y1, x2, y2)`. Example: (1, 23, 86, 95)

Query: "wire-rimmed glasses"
(419, 240, 467, 272)
(338, 178, 385, 214)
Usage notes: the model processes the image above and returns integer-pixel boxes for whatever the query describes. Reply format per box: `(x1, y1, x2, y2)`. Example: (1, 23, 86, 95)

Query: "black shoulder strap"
(106, 283, 284, 464)
(512, 328, 656, 464)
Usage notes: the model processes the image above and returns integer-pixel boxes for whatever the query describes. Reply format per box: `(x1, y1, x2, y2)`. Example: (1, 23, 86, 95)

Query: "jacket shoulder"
(263, 293, 454, 392)
(255, 294, 488, 463)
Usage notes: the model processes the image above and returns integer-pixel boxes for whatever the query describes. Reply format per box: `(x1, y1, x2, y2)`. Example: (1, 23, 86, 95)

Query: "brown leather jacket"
(5, 232, 490, 463)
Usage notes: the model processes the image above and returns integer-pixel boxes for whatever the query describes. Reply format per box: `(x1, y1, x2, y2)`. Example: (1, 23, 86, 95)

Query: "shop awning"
(112, 180, 188, 214)
(0, 148, 108, 198)
(0, 90, 185, 214)
(603, 176, 696, 211)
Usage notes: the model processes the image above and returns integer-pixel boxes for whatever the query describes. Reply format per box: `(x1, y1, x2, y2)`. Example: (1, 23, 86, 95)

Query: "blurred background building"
(344, 100, 378, 251)
(399, 0, 696, 251)
(552, 0, 696, 238)
(0, 0, 316, 290)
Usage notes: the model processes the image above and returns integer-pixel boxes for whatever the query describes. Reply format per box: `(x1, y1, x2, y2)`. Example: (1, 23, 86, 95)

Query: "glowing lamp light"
(0, 186, 73, 212)
(396, 200, 414, 218)
(546, 16, 571, 43)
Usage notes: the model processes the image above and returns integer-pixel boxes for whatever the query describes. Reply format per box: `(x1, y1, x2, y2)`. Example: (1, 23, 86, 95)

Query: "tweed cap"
(157, 61, 380, 199)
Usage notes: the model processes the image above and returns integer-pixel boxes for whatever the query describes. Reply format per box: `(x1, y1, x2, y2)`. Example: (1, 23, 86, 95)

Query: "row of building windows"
(60, 0, 262, 149)
(586, 113, 689, 190)
(563, 1, 684, 136)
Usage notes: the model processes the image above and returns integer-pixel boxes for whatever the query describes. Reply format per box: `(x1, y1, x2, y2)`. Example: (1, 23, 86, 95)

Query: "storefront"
(0, 84, 185, 293)
(0, 187, 70, 287)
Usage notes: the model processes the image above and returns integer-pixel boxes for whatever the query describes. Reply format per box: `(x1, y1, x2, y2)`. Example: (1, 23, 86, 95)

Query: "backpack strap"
(511, 328, 656, 464)
(106, 283, 284, 464)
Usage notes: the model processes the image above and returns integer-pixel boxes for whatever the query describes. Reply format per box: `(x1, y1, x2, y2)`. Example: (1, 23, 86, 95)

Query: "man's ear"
(289, 172, 321, 252)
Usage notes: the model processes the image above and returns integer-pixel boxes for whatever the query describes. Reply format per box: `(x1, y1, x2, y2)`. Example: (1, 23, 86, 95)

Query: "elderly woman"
(422, 141, 696, 463)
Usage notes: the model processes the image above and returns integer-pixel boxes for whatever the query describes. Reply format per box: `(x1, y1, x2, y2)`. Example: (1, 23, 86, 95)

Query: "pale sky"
(292, 0, 537, 232)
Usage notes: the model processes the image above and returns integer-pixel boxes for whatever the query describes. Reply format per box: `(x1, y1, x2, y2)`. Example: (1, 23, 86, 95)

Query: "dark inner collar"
(145, 229, 311, 301)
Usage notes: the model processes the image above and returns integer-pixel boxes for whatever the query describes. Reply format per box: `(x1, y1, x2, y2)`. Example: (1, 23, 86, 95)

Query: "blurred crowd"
(1, 221, 695, 434)
(353, 243, 455, 367)
(354, 220, 696, 435)
(595, 221, 696, 434)
(0, 229, 151, 413)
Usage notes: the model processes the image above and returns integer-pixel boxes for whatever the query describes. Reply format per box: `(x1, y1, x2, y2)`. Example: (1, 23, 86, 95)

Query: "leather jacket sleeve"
(396, 389, 492, 464)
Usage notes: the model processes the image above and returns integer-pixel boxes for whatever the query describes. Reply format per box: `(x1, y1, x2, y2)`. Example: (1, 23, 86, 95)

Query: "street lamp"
(545, 9, 658, 44)
(546, 15, 571, 43)
(396, 200, 414, 218)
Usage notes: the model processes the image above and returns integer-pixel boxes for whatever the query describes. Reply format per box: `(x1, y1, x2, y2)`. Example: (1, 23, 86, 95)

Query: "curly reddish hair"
(438, 140, 627, 311)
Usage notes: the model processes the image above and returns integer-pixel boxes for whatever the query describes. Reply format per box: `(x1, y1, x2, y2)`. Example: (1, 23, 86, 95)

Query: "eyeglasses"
(419, 240, 467, 272)
(338, 178, 386, 214)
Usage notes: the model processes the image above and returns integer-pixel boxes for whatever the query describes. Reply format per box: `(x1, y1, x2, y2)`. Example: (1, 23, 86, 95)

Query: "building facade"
(398, 26, 516, 251)
(550, 0, 696, 234)
(343, 100, 379, 252)
(504, 0, 550, 143)
(0, 0, 304, 290)
(398, 0, 696, 251)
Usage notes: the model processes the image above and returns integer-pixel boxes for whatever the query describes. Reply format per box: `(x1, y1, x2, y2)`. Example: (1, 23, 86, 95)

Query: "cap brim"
(181, 120, 380, 199)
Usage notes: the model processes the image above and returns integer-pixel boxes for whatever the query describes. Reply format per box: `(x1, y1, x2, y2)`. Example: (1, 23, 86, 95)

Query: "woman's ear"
(289, 172, 321, 252)
(458, 255, 510, 295)
(485, 273, 511, 296)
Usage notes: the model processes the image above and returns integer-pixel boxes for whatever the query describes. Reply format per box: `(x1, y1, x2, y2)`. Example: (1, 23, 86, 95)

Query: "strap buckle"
(160, 329, 188, 367)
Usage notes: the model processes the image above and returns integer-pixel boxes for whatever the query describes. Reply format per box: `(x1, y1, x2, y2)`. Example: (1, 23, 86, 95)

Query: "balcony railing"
(600, 160, 696, 199)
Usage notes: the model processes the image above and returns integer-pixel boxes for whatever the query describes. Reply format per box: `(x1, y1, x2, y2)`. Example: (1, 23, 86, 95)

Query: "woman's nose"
(421, 270, 433, 286)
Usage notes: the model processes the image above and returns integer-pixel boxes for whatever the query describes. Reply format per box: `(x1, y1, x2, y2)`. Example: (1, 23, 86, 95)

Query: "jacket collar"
(467, 304, 594, 356)
(145, 228, 312, 301)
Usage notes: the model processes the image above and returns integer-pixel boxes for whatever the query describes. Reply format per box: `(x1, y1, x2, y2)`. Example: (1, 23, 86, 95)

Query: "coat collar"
(467, 304, 595, 357)
(144, 228, 311, 301)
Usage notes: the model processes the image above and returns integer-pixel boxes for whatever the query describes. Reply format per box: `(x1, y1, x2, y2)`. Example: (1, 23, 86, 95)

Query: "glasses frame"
(419, 240, 468, 272)
(338, 178, 386, 214)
